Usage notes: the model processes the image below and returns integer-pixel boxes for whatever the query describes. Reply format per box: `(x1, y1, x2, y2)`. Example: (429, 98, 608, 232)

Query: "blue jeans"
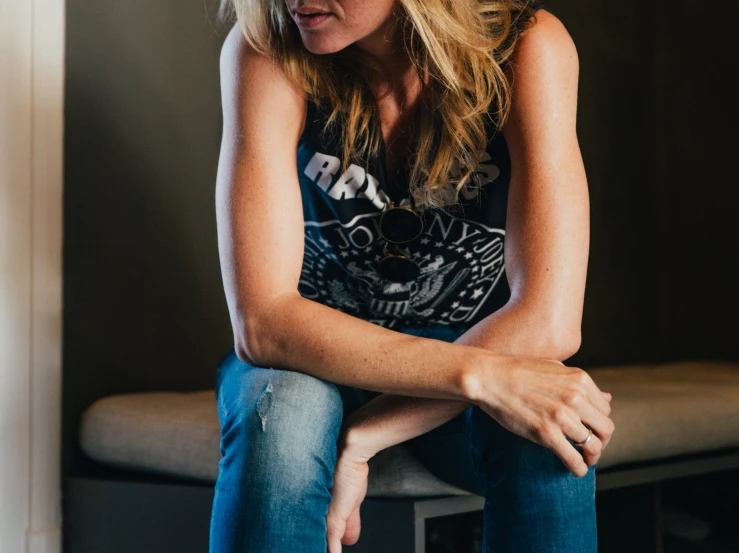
(209, 324, 597, 552)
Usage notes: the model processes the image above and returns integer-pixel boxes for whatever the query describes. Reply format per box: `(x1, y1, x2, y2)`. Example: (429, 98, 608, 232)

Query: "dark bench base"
(64, 448, 739, 553)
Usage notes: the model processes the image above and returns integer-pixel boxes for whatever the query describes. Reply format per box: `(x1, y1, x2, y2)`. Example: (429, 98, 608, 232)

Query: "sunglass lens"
(378, 255, 421, 282)
(381, 208, 423, 243)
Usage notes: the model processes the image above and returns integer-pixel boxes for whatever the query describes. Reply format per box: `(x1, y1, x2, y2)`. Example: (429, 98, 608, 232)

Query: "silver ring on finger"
(574, 427, 593, 447)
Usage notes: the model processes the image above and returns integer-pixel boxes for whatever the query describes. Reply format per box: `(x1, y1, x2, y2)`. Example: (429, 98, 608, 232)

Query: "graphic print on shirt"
(297, 148, 509, 330)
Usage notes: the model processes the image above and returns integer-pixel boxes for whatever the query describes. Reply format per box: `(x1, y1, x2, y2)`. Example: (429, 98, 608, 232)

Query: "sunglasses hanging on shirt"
(377, 196, 424, 283)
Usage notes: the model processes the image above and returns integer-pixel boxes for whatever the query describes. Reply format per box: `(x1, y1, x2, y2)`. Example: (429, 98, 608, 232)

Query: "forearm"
(245, 293, 495, 402)
(340, 300, 575, 455)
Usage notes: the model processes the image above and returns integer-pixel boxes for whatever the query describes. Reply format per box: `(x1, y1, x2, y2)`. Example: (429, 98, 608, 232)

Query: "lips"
(293, 8, 333, 28)
(294, 7, 330, 15)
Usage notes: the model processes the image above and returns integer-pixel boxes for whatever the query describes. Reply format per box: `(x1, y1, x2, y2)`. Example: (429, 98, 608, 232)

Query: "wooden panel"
(654, 0, 739, 359)
(545, 1, 664, 367)
(597, 483, 664, 553)
(64, 478, 418, 553)
(65, 478, 214, 553)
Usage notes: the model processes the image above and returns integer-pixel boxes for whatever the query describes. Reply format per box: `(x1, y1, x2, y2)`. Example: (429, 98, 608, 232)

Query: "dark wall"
(552, 0, 664, 365)
(63, 1, 232, 475)
(62, 1, 739, 476)
(653, 2, 739, 359)
(555, 0, 739, 366)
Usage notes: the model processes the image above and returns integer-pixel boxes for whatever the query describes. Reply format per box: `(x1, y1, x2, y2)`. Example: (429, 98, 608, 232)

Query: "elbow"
(234, 317, 270, 368)
(233, 293, 297, 367)
(234, 341, 260, 367)
(547, 328, 582, 361)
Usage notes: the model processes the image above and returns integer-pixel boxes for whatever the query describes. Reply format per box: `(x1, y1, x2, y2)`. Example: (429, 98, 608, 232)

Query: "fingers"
(542, 426, 590, 477)
(575, 369, 612, 417)
(326, 457, 368, 551)
(327, 503, 362, 551)
(341, 505, 362, 546)
(561, 385, 615, 459)
(559, 416, 603, 467)
(549, 400, 602, 467)
(578, 397, 616, 452)
(326, 508, 344, 553)
(327, 523, 343, 553)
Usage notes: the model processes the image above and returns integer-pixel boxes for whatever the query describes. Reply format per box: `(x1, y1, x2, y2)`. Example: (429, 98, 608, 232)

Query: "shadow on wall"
(62, 0, 232, 477)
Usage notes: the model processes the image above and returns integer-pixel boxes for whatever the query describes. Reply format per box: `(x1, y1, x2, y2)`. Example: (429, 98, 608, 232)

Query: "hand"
(326, 429, 375, 553)
(465, 354, 615, 478)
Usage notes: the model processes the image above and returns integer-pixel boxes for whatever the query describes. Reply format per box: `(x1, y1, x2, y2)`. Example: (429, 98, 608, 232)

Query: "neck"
(353, 11, 421, 103)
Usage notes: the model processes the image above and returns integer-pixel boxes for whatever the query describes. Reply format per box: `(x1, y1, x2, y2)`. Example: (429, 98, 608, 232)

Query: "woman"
(210, 0, 615, 552)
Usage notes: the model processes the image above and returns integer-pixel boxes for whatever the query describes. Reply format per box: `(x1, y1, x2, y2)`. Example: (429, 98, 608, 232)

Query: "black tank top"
(295, 4, 544, 332)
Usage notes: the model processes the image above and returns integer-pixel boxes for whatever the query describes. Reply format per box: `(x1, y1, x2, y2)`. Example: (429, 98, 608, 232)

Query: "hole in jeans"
(256, 382, 274, 431)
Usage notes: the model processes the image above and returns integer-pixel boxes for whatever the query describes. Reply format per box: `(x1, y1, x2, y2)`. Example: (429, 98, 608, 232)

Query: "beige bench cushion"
(78, 359, 739, 498)
(78, 390, 470, 497)
(587, 359, 739, 467)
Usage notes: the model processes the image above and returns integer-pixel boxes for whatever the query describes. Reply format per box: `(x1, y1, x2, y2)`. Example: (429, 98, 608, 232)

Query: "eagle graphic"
(329, 253, 469, 320)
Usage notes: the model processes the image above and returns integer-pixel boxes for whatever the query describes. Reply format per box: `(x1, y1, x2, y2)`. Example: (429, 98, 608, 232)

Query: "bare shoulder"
(502, 9, 581, 151)
(219, 22, 293, 87)
(510, 9, 579, 79)
(502, 8, 579, 129)
(219, 22, 307, 140)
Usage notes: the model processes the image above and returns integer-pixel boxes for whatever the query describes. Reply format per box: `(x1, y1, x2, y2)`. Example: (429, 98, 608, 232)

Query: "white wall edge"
(0, 0, 65, 549)
(26, 529, 62, 553)
(29, 0, 65, 547)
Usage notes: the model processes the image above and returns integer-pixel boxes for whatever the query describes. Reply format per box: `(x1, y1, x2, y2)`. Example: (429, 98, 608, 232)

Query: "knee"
(215, 350, 344, 477)
(471, 406, 596, 486)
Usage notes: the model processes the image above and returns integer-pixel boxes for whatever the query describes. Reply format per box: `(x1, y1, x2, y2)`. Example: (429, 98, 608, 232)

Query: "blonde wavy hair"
(216, 0, 538, 210)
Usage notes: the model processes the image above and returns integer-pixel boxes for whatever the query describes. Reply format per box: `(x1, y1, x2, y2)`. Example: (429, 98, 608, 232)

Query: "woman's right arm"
(216, 24, 487, 401)
(215, 25, 608, 427)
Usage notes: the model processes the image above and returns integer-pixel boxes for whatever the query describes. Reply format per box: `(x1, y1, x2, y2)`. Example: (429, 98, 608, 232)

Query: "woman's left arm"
(339, 9, 592, 457)
(328, 12, 600, 548)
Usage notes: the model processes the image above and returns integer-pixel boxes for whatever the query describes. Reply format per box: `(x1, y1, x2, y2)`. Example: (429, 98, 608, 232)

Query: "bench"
(68, 359, 739, 553)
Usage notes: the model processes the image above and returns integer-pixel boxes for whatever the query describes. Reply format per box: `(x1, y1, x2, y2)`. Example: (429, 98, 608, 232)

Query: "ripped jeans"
(208, 324, 597, 553)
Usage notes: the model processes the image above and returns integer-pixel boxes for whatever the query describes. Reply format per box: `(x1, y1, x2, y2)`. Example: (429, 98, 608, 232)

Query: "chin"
(300, 35, 352, 55)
